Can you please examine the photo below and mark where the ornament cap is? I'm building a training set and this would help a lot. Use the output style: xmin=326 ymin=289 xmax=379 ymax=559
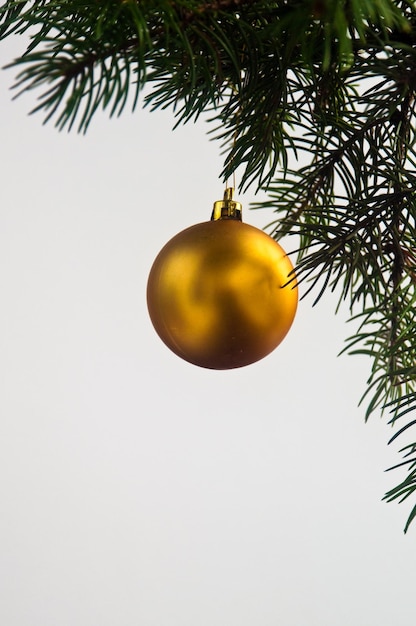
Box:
xmin=211 ymin=187 xmax=242 ymax=221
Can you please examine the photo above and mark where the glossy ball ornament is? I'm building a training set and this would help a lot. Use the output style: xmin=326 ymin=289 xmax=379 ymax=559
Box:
xmin=147 ymin=189 xmax=297 ymax=369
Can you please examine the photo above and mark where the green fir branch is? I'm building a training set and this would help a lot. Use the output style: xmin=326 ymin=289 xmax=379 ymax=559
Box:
xmin=2 ymin=0 xmax=416 ymax=531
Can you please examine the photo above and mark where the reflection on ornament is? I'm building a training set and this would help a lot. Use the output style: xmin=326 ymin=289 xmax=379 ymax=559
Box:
xmin=147 ymin=188 xmax=297 ymax=369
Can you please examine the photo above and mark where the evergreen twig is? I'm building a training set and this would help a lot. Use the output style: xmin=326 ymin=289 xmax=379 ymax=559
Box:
xmin=1 ymin=0 xmax=416 ymax=530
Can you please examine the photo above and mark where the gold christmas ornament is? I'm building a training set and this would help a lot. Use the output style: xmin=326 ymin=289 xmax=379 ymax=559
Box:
xmin=147 ymin=188 xmax=298 ymax=369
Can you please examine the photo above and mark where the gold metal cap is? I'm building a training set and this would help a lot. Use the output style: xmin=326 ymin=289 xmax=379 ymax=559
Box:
xmin=211 ymin=187 xmax=242 ymax=221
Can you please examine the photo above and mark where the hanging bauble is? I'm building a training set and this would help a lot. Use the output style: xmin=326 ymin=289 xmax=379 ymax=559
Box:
xmin=147 ymin=188 xmax=298 ymax=369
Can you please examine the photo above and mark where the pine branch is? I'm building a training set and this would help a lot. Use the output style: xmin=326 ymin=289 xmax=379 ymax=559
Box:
xmin=2 ymin=0 xmax=416 ymax=530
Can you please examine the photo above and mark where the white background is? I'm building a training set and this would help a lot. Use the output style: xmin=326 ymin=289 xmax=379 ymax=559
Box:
xmin=1 ymin=35 xmax=415 ymax=626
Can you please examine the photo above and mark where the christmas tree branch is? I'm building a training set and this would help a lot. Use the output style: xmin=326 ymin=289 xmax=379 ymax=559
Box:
xmin=2 ymin=0 xmax=416 ymax=530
